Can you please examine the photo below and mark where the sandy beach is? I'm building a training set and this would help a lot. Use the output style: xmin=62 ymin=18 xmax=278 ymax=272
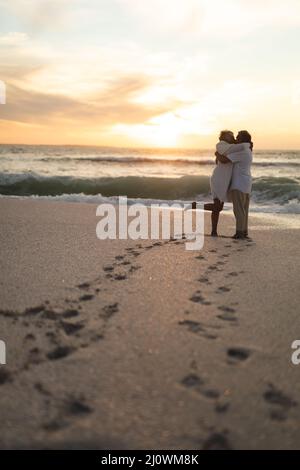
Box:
xmin=0 ymin=197 xmax=300 ymax=450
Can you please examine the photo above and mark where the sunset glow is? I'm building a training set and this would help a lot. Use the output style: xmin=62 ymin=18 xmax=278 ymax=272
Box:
xmin=0 ymin=0 xmax=300 ymax=148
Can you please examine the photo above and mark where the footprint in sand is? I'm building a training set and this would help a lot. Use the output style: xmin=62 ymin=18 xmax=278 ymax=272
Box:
xmin=198 ymin=277 xmax=211 ymax=285
xmin=45 ymin=331 xmax=57 ymax=342
xmin=179 ymin=320 xmax=218 ymax=340
xmin=202 ymin=333 xmax=218 ymax=340
xmin=62 ymin=309 xmax=80 ymax=318
xmin=28 ymin=347 xmax=43 ymax=364
xmin=218 ymin=306 xmax=235 ymax=313
xmin=25 ymin=333 xmax=36 ymax=341
xmin=215 ymin=401 xmax=230 ymax=413
xmin=0 ymin=369 xmax=12 ymax=385
xmin=34 ymin=381 xmax=51 ymax=396
xmin=179 ymin=320 xmax=205 ymax=333
xmin=181 ymin=374 xmax=204 ymax=388
xmin=227 ymin=347 xmax=251 ymax=363
xmin=40 ymin=310 xmax=61 ymax=320
xmin=43 ymin=394 xmax=93 ymax=432
xmin=217 ymin=314 xmax=237 ymax=323
xmin=113 ymin=273 xmax=127 ymax=281
xmin=102 ymin=303 xmax=119 ymax=319
xmin=190 ymin=291 xmax=211 ymax=306
xmin=208 ymin=265 xmax=218 ymax=271
xmin=103 ymin=265 xmax=114 ymax=272
xmin=47 ymin=345 xmax=74 ymax=361
xmin=227 ymin=272 xmax=238 ymax=277
xmin=24 ymin=305 xmax=45 ymax=316
xmin=181 ymin=373 xmax=224 ymax=408
xmin=216 ymin=286 xmax=231 ymax=293
xmin=201 ymin=388 xmax=220 ymax=399
xmin=64 ymin=396 xmax=93 ymax=416
xmin=217 ymin=307 xmax=237 ymax=322
xmin=217 ymin=305 xmax=237 ymax=322
xmin=42 ymin=420 xmax=70 ymax=432
xmin=195 ymin=255 xmax=206 ymax=260
xmin=202 ymin=432 xmax=232 ymax=450
xmin=77 ymin=282 xmax=90 ymax=290
xmin=263 ymin=383 xmax=297 ymax=421
xmin=129 ymin=265 xmax=141 ymax=273
xmin=79 ymin=294 xmax=94 ymax=302
xmin=60 ymin=321 xmax=85 ymax=336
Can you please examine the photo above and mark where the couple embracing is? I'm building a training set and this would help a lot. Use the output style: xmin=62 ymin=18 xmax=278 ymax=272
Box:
xmin=204 ymin=130 xmax=253 ymax=240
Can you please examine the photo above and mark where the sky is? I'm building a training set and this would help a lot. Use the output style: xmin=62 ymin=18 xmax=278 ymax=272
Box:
xmin=0 ymin=0 xmax=300 ymax=149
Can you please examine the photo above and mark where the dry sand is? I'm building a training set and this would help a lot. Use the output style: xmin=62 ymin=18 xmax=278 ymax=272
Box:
xmin=0 ymin=198 xmax=300 ymax=449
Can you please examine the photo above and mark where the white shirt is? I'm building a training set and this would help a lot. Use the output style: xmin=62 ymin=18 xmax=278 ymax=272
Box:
xmin=210 ymin=141 xmax=234 ymax=202
xmin=224 ymin=143 xmax=252 ymax=194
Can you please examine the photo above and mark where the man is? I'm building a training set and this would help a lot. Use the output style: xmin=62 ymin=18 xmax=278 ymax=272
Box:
xmin=215 ymin=130 xmax=253 ymax=239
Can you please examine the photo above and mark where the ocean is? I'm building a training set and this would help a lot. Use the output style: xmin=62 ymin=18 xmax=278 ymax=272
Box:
xmin=0 ymin=144 xmax=300 ymax=215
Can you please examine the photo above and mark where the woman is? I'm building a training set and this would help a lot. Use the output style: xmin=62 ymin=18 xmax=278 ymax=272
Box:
xmin=203 ymin=130 xmax=235 ymax=236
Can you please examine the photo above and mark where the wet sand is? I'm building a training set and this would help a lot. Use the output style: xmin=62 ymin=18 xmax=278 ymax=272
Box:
xmin=0 ymin=198 xmax=300 ymax=449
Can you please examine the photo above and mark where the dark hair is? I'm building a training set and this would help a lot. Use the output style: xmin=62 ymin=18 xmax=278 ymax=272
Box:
xmin=219 ymin=130 xmax=234 ymax=141
xmin=237 ymin=130 xmax=253 ymax=150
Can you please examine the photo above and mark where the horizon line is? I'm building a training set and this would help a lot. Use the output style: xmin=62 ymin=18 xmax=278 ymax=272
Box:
xmin=0 ymin=142 xmax=299 ymax=152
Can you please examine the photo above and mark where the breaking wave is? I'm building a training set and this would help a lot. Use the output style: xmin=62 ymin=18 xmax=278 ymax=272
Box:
xmin=0 ymin=172 xmax=299 ymax=209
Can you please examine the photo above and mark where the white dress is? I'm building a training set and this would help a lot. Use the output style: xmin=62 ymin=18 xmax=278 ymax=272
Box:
xmin=210 ymin=141 xmax=234 ymax=202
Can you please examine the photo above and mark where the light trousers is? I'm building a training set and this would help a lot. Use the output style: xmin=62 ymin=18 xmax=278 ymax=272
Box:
xmin=231 ymin=189 xmax=250 ymax=233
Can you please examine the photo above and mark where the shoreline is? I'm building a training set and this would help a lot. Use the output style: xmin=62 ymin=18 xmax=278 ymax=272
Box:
xmin=1 ymin=194 xmax=299 ymax=224
xmin=0 ymin=198 xmax=300 ymax=449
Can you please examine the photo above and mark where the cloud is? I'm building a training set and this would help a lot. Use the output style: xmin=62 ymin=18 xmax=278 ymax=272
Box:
xmin=0 ymin=28 xmax=185 ymax=131
xmin=0 ymin=32 xmax=29 ymax=46
xmin=1 ymin=75 xmax=179 ymax=127
xmin=0 ymin=0 xmax=70 ymax=32
xmin=0 ymin=0 xmax=298 ymax=146
xmin=118 ymin=0 xmax=300 ymax=38
xmin=6 ymin=0 xmax=300 ymax=41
